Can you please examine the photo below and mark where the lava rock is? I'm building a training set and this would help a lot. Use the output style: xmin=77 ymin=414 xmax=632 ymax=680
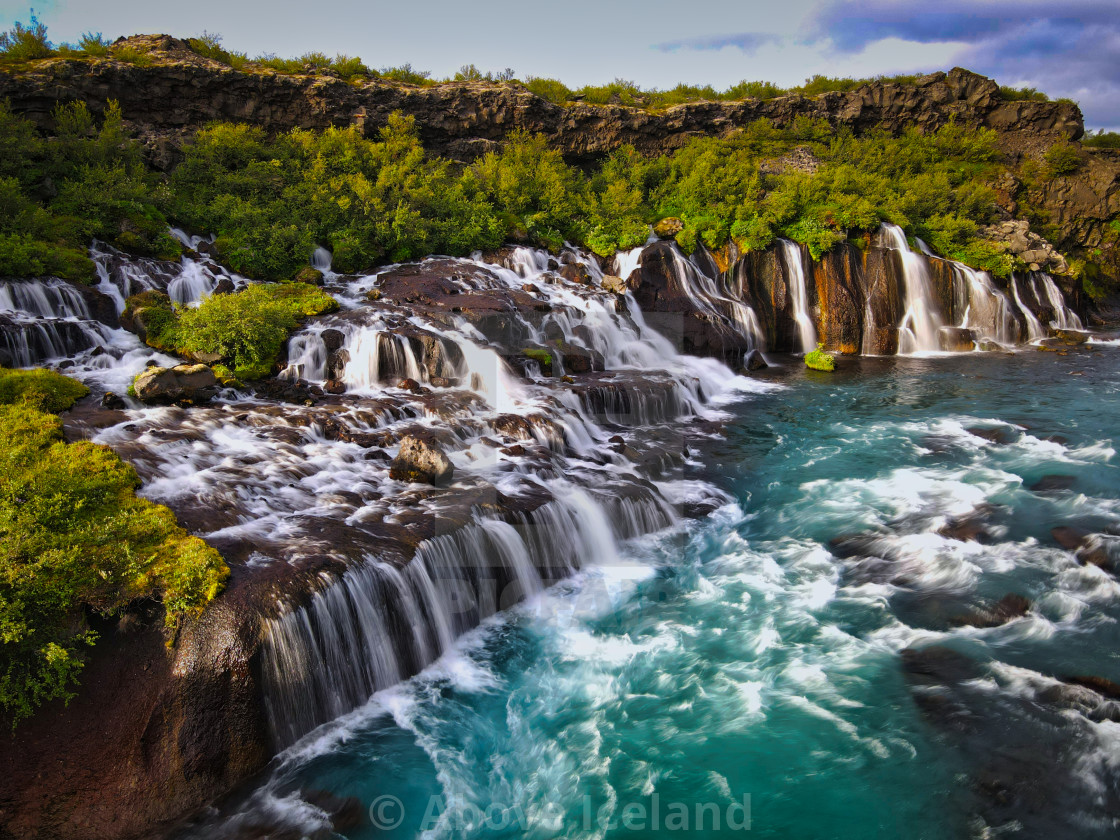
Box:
xmin=743 ymin=349 xmax=769 ymax=371
xmin=938 ymin=326 xmax=976 ymax=352
xmin=132 ymin=364 xmax=218 ymax=404
xmin=952 ymin=593 xmax=1032 ymax=628
xmin=389 ymin=434 xmax=454 ymax=486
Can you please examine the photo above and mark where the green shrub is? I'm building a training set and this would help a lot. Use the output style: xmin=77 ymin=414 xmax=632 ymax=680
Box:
xmin=524 ymin=77 xmax=572 ymax=104
xmin=804 ymin=344 xmax=835 ymax=371
xmin=1083 ymin=130 xmax=1120 ymax=149
xmin=0 ymin=368 xmax=88 ymax=412
xmin=186 ymin=32 xmax=248 ymax=70
xmin=0 ymin=16 xmax=54 ymax=62
xmin=379 ymin=63 xmax=433 ymax=85
xmin=0 ymin=378 xmax=228 ymax=727
xmin=1044 ymin=141 xmax=1082 ymax=176
xmin=109 ymin=44 xmax=152 ymax=66
xmin=998 ymin=85 xmax=1049 ymax=102
xmin=172 ymin=283 xmax=338 ymax=379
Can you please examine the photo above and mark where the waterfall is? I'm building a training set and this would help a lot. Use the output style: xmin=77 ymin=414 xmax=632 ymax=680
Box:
xmin=1032 ymin=273 xmax=1082 ymax=331
xmin=660 ymin=246 xmax=766 ymax=350
xmin=777 ymin=240 xmax=817 ymax=353
xmin=1011 ymin=275 xmax=1045 ymax=341
xmin=882 ymin=224 xmax=943 ymax=353
xmin=260 ymin=488 xmax=673 ymax=747
xmin=0 ymin=279 xmax=114 ymax=366
xmin=954 ymin=265 xmax=1019 ymax=346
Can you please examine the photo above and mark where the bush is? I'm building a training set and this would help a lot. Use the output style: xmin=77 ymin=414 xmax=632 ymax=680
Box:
xmin=170 ymin=283 xmax=338 ymax=379
xmin=0 ymin=16 xmax=53 ymax=62
xmin=1044 ymin=141 xmax=1082 ymax=176
xmin=0 ymin=376 xmax=228 ymax=727
xmin=524 ymin=77 xmax=572 ymax=104
xmin=186 ymin=32 xmax=248 ymax=70
xmin=804 ymin=344 xmax=835 ymax=371
xmin=379 ymin=63 xmax=433 ymax=85
xmin=998 ymin=85 xmax=1049 ymax=102
xmin=1083 ymin=130 xmax=1120 ymax=149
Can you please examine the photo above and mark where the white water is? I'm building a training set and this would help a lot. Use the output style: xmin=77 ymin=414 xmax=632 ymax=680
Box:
xmin=1011 ymin=275 xmax=1046 ymax=341
xmin=778 ymin=239 xmax=817 ymax=353
xmin=883 ymin=224 xmax=943 ymax=354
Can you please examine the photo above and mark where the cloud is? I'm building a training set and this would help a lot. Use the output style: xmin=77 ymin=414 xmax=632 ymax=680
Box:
xmin=655 ymin=32 xmax=782 ymax=54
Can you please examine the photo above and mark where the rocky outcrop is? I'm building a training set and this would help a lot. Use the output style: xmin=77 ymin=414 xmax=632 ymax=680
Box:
xmin=0 ymin=40 xmax=1083 ymax=168
xmin=981 ymin=219 xmax=1070 ymax=273
xmin=132 ymin=363 xmax=218 ymax=403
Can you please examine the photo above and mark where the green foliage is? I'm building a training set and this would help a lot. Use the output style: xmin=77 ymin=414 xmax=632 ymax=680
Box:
xmin=0 ymin=14 xmax=53 ymax=62
xmin=0 ymin=99 xmax=176 ymax=279
xmin=378 ymin=63 xmax=433 ymax=85
xmin=473 ymin=129 xmax=589 ymax=249
xmin=109 ymin=44 xmax=152 ymax=67
xmin=1083 ymin=130 xmax=1120 ymax=149
xmin=186 ymin=31 xmax=248 ymax=70
xmin=1044 ymin=141 xmax=1083 ymax=176
xmin=521 ymin=347 xmax=552 ymax=367
xmin=0 ymin=368 xmax=88 ymax=412
xmin=169 ymin=115 xmax=503 ymax=277
xmin=998 ymin=85 xmax=1049 ymax=102
xmin=139 ymin=283 xmax=338 ymax=379
xmin=804 ymin=344 xmax=835 ymax=371
xmin=523 ymin=77 xmax=572 ymax=104
xmin=0 ymin=375 xmax=228 ymax=727
xmin=724 ymin=80 xmax=785 ymax=100
xmin=454 ymin=64 xmax=515 ymax=83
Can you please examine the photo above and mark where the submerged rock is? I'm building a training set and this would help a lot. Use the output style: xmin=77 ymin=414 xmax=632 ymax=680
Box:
xmin=389 ymin=434 xmax=455 ymax=486
xmin=132 ymin=364 xmax=217 ymax=404
xmin=952 ymin=593 xmax=1032 ymax=628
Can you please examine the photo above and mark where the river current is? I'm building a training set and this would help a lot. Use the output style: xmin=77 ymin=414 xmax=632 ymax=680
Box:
xmin=182 ymin=345 xmax=1120 ymax=840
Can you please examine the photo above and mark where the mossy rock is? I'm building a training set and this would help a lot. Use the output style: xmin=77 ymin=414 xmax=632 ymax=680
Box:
xmin=653 ymin=217 xmax=684 ymax=239
xmin=294 ymin=266 xmax=324 ymax=285
xmin=805 ymin=345 xmax=836 ymax=371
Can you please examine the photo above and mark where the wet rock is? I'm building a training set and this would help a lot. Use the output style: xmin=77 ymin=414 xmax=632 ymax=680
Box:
xmin=977 ymin=338 xmax=1005 ymax=352
xmin=323 ymin=379 xmax=346 ymax=395
xmin=325 ymin=348 xmax=350 ymax=380
xmin=1029 ymin=474 xmax=1076 ymax=493
xmin=320 ymin=328 xmax=345 ymax=353
xmin=132 ymin=364 xmax=218 ymax=404
xmin=966 ymin=425 xmax=1018 ymax=445
xmin=389 ymin=434 xmax=454 ymax=486
xmin=1051 ymin=328 xmax=1088 ymax=345
xmin=398 ymin=378 xmax=425 ymax=394
xmin=600 ymin=274 xmax=628 ymax=294
xmin=294 ymin=266 xmax=324 ymax=285
xmin=952 ymin=593 xmax=1032 ymax=628
xmin=938 ymin=326 xmax=976 ymax=352
xmin=100 ymin=391 xmax=127 ymax=409
xmin=937 ymin=506 xmax=994 ymax=542
xmin=559 ymin=263 xmax=592 ymax=285
xmin=743 ymin=349 xmax=768 ymax=371
xmin=1063 ymin=675 xmax=1120 ymax=700
xmin=1051 ymin=525 xmax=1089 ymax=550
xmin=212 ymin=277 xmax=235 ymax=296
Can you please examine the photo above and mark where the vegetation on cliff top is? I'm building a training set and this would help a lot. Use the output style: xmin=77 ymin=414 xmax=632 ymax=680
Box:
xmin=0 ymin=368 xmax=229 ymax=727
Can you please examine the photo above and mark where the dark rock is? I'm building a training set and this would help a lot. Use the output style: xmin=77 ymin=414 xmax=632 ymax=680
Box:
xmin=1030 ymin=474 xmax=1077 ymax=493
xmin=952 ymin=593 xmax=1032 ymax=628
xmin=966 ymin=425 xmax=1018 ymax=445
xmin=743 ymin=349 xmax=768 ymax=371
xmin=1051 ymin=329 xmax=1088 ymax=345
xmin=1063 ymin=675 xmax=1120 ymax=700
xmin=938 ymin=326 xmax=976 ymax=352
xmin=320 ymin=328 xmax=346 ymax=353
xmin=101 ymin=391 xmax=126 ymax=409
xmin=398 ymin=378 xmax=424 ymax=394
xmin=389 ymin=434 xmax=454 ymax=486
xmin=323 ymin=379 xmax=346 ymax=395
xmin=1051 ymin=525 xmax=1089 ymax=550
xmin=212 ymin=277 xmax=235 ymax=296
xmin=132 ymin=364 xmax=218 ymax=404
xmin=559 ymin=263 xmax=592 ymax=285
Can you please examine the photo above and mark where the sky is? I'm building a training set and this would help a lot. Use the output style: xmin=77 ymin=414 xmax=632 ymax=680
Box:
xmin=2 ymin=0 xmax=1117 ymax=131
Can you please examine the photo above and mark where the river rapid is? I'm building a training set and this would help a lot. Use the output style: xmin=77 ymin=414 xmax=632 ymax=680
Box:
xmin=179 ymin=345 xmax=1120 ymax=840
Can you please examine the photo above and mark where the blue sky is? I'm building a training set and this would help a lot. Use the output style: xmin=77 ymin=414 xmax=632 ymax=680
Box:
xmin=4 ymin=0 xmax=1117 ymax=131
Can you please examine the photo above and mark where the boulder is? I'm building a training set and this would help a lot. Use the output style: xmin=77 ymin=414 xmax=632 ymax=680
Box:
xmin=600 ymin=274 xmax=628 ymax=295
xmin=132 ymin=364 xmax=218 ymax=404
xmin=952 ymin=593 xmax=1032 ymax=628
xmin=653 ymin=217 xmax=684 ymax=239
xmin=743 ymin=349 xmax=768 ymax=371
xmin=939 ymin=327 xmax=976 ymax=352
xmin=294 ymin=266 xmax=324 ymax=285
xmin=320 ymin=328 xmax=346 ymax=352
xmin=389 ymin=434 xmax=455 ymax=486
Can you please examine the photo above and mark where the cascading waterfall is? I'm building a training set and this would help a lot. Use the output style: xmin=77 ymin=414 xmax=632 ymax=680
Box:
xmin=260 ymin=487 xmax=673 ymax=747
xmin=1032 ymin=272 xmax=1083 ymax=331
xmin=954 ymin=264 xmax=1020 ymax=346
xmin=662 ymin=246 xmax=766 ymax=349
xmin=778 ymin=239 xmax=817 ymax=353
xmin=0 ymin=278 xmax=114 ymax=366
xmin=882 ymin=224 xmax=943 ymax=353
xmin=1011 ymin=274 xmax=1046 ymax=341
